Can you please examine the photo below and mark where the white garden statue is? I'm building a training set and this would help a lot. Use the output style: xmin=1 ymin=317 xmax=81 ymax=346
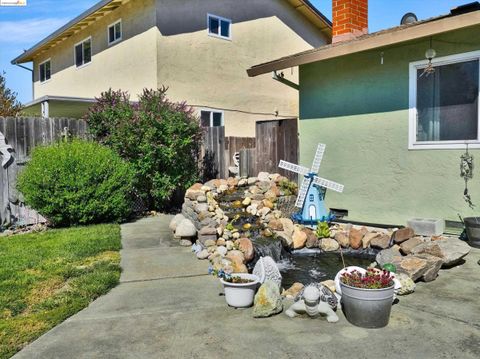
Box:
xmin=285 ymin=284 xmax=339 ymax=323
xmin=0 ymin=130 xmax=13 ymax=168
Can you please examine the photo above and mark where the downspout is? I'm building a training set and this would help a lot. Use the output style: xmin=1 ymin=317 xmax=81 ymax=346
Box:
xmin=13 ymin=62 xmax=34 ymax=100
xmin=272 ymin=70 xmax=299 ymax=90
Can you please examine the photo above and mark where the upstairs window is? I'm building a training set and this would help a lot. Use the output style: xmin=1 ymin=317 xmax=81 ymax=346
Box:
xmin=75 ymin=37 xmax=92 ymax=68
xmin=409 ymin=51 xmax=480 ymax=149
xmin=108 ymin=20 xmax=122 ymax=45
xmin=201 ymin=110 xmax=224 ymax=127
xmin=208 ymin=14 xmax=231 ymax=40
xmin=39 ymin=59 xmax=51 ymax=83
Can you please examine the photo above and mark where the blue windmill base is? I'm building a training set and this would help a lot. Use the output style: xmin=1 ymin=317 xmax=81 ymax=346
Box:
xmin=292 ymin=202 xmax=336 ymax=226
xmin=292 ymin=183 xmax=335 ymax=226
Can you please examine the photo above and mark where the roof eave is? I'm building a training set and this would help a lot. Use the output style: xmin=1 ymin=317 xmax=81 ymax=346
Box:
xmin=247 ymin=10 xmax=480 ymax=77
xmin=11 ymin=0 xmax=122 ymax=65
xmin=287 ymin=0 xmax=332 ymax=38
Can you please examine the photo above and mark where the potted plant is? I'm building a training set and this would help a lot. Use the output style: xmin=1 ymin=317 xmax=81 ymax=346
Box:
xmin=340 ymin=268 xmax=395 ymax=328
xmin=209 ymin=268 xmax=260 ymax=308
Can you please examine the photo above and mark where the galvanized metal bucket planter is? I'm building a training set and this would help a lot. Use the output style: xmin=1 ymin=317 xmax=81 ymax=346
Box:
xmin=340 ymin=282 xmax=395 ymax=328
xmin=463 ymin=217 xmax=480 ymax=249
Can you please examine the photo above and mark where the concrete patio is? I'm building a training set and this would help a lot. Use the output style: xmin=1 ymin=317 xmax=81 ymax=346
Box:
xmin=14 ymin=215 xmax=480 ymax=359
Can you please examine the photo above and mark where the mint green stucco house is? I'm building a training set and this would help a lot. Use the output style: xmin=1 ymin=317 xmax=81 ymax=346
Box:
xmin=248 ymin=3 xmax=480 ymax=226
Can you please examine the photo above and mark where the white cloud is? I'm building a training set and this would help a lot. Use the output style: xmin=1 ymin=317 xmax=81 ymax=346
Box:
xmin=0 ymin=17 xmax=69 ymax=45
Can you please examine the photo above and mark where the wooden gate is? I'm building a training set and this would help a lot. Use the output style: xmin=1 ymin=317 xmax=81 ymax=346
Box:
xmin=0 ymin=117 xmax=88 ymax=227
xmin=254 ymin=119 xmax=298 ymax=180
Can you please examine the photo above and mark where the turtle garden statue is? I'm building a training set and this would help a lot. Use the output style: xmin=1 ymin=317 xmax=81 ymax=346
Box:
xmin=285 ymin=283 xmax=339 ymax=323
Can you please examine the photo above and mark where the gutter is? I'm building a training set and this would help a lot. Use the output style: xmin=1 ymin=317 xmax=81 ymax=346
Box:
xmin=272 ymin=71 xmax=299 ymax=90
xmin=11 ymin=0 xmax=116 ymax=65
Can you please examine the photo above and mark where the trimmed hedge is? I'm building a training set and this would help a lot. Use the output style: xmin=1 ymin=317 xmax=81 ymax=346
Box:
xmin=17 ymin=139 xmax=135 ymax=226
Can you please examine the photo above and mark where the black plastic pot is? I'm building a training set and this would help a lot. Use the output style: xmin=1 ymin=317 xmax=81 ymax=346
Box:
xmin=463 ymin=217 xmax=480 ymax=249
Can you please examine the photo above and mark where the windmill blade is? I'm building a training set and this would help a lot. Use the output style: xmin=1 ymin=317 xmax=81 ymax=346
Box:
xmin=312 ymin=176 xmax=344 ymax=193
xmin=295 ymin=177 xmax=311 ymax=208
xmin=279 ymin=160 xmax=310 ymax=176
xmin=311 ymin=144 xmax=326 ymax=174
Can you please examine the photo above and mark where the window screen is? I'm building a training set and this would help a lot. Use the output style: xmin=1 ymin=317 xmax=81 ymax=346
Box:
xmin=416 ymin=60 xmax=479 ymax=142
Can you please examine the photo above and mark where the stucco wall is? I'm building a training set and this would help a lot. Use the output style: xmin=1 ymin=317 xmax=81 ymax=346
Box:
xmin=33 ymin=0 xmax=158 ymax=100
xmin=31 ymin=0 xmax=328 ymax=137
xmin=299 ymin=26 xmax=480 ymax=225
xmin=155 ymin=0 xmax=328 ymax=137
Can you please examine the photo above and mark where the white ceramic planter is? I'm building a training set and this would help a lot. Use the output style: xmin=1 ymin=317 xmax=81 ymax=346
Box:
xmin=220 ymin=273 xmax=260 ymax=308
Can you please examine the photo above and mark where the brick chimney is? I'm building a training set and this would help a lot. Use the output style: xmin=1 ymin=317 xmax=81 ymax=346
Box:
xmin=332 ymin=0 xmax=368 ymax=43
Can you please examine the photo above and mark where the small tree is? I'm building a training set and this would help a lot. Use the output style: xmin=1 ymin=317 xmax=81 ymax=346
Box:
xmin=86 ymin=88 xmax=203 ymax=210
xmin=0 ymin=71 xmax=23 ymax=117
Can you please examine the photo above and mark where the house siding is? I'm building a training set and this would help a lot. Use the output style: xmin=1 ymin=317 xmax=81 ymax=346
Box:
xmin=30 ymin=0 xmax=329 ymax=137
xmin=299 ymin=25 xmax=480 ymax=225
xmin=154 ymin=0 xmax=328 ymax=137
xmin=33 ymin=0 xmax=158 ymax=101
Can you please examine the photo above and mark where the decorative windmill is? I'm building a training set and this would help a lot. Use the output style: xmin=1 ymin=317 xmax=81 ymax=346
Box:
xmin=279 ymin=144 xmax=344 ymax=225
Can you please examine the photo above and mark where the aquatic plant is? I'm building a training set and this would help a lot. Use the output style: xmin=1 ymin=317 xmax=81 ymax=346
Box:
xmin=315 ymin=221 xmax=331 ymax=239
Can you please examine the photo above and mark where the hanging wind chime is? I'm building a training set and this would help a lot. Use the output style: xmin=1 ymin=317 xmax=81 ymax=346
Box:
xmin=420 ymin=37 xmax=437 ymax=78
xmin=460 ymin=145 xmax=475 ymax=209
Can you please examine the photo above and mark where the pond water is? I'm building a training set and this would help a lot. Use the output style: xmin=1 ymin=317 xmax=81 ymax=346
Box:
xmin=278 ymin=250 xmax=375 ymax=289
xmin=217 ymin=188 xmax=376 ymax=289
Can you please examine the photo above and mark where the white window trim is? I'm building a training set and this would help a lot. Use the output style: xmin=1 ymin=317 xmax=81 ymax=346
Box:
xmin=409 ymin=50 xmax=480 ymax=150
xmin=74 ymin=36 xmax=92 ymax=69
xmin=200 ymin=108 xmax=225 ymax=127
xmin=39 ymin=58 xmax=51 ymax=84
xmin=207 ymin=13 xmax=232 ymax=41
xmin=107 ymin=19 xmax=122 ymax=46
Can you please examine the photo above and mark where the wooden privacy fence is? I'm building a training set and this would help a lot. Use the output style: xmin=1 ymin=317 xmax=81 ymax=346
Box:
xmin=202 ymin=118 xmax=298 ymax=181
xmin=0 ymin=117 xmax=88 ymax=227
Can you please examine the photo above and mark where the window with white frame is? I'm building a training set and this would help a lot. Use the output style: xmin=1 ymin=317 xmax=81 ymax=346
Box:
xmin=201 ymin=110 xmax=224 ymax=127
xmin=409 ymin=51 xmax=480 ymax=149
xmin=108 ymin=20 xmax=122 ymax=45
xmin=75 ymin=37 xmax=92 ymax=68
xmin=207 ymin=14 xmax=231 ymax=40
xmin=39 ymin=59 xmax=51 ymax=83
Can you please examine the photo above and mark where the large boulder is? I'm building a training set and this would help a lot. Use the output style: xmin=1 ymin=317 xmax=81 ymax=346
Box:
xmin=253 ymin=280 xmax=283 ymax=318
xmin=395 ymin=256 xmax=429 ymax=281
xmin=349 ymin=228 xmax=365 ymax=249
xmin=279 ymin=218 xmax=295 ymax=238
xmin=396 ymin=273 xmax=416 ymax=295
xmin=169 ymin=214 xmax=185 ymax=232
xmin=175 ymin=218 xmax=197 ymax=238
xmin=393 ymin=227 xmax=415 ymax=244
xmin=282 ymin=282 xmax=304 ymax=299
xmin=237 ymin=238 xmax=255 ymax=262
xmin=400 ymin=236 xmax=424 ymax=255
xmin=415 ymin=254 xmax=443 ymax=282
xmin=185 ymin=183 xmax=204 ymax=201
xmin=411 ymin=238 xmax=470 ymax=267
xmin=335 ymin=232 xmax=350 ymax=248
xmin=320 ymin=237 xmax=339 ymax=252
xmin=371 ymin=234 xmax=391 ymax=249
xmin=305 ymin=230 xmax=319 ymax=248
xmin=292 ymin=227 xmax=307 ymax=249
xmin=376 ymin=245 xmax=402 ymax=268
xmin=362 ymin=232 xmax=380 ymax=248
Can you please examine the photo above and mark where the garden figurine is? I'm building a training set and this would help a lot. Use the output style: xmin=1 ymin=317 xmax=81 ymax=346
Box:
xmin=285 ymin=283 xmax=339 ymax=323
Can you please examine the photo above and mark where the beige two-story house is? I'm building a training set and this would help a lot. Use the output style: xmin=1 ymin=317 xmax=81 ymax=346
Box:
xmin=12 ymin=0 xmax=331 ymax=137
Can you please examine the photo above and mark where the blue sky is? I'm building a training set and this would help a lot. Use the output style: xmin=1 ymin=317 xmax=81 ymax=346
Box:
xmin=0 ymin=0 xmax=472 ymax=103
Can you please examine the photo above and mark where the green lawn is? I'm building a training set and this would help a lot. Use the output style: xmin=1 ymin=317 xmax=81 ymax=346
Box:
xmin=0 ymin=224 xmax=122 ymax=358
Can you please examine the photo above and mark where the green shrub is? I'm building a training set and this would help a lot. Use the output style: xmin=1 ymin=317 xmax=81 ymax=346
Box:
xmin=17 ymin=139 xmax=135 ymax=226
xmin=86 ymin=88 xmax=202 ymax=210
